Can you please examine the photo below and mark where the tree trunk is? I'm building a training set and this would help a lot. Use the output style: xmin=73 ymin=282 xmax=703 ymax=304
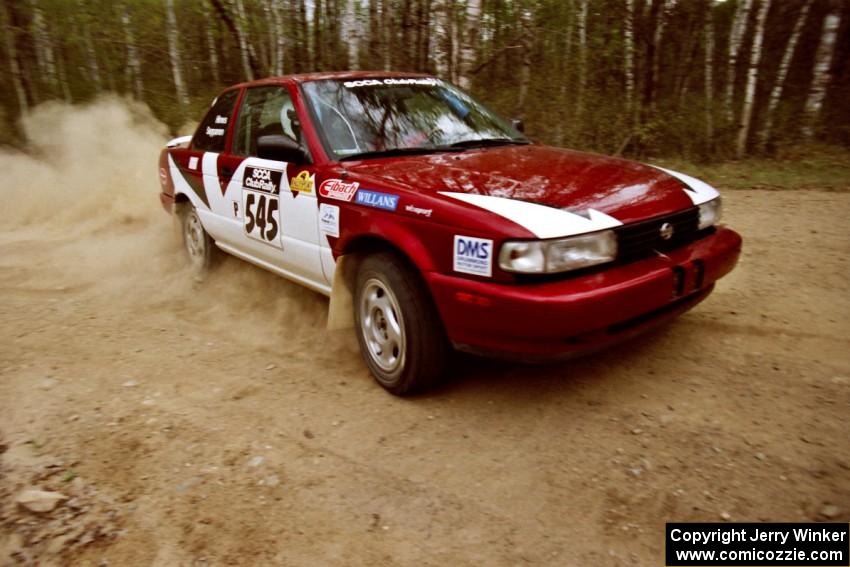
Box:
xmin=76 ymin=0 xmax=102 ymax=94
xmin=704 ymin=0 xmax=715 ymax=150
xmin=624 ymin=0 xmax=635 ymax=113
xmin=234 ymin=0 xmax=260 ymax=77
xmin=641 ymin=0 xmax=663 ymax=118
xmin=457 ymin=0 xmax=481 ymax=89
xmin=314 ymin=0 xmax=324 ymax=69
xmin=555 ymin=0 xmax=573 ymax=146
xmin=575 ymin=0 xmax=588 ymax=124
xmin=296 ymin=0 xmax=308 ymax=72
xmin=165 ymin=0 xmax=189 ymax=106
xmin=342 ymin=0 xmax=359 ymax=69
xmin=725 ymin=0 xmax=753 ymax=123
xmin=30 ymin=0 xmax=58 ymax=94
xmin=121 ymin=8 xmax=144 ymax=99
xmin=735 ymin=0 xmax=770 ymax=158
xmin=759 ymin=0 xmax=811 ymax=149
xmin=650 ymin=0 xmax=670 ymax=103
xmin=381 ymin=0 xmax=392 ymax=69
xmin=202 ymin=2 xmax=221 ymax=84
xmin=368 ymin=0 xmax=380 ymax=68
xmin=1 ymin=0 xmax=29 ymax=113
xmin=803 ymin=9 xmax=842 ymax=139
xmin=516 ymin=9 xmax=532 ymax=118
xmin=209 ymin=0 xmax=258 ymax=80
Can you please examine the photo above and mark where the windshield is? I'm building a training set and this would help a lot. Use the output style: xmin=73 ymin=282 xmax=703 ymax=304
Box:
xmin=301 ymin=77 xmax=527 ymax=160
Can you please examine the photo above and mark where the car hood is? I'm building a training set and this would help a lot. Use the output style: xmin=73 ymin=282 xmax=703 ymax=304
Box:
xmin=345 ymin=144 xmax=704 ymax=225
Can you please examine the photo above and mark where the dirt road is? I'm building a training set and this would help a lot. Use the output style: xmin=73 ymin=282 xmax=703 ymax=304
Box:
xmin=1 ymin=102 xmax=849 ymax=566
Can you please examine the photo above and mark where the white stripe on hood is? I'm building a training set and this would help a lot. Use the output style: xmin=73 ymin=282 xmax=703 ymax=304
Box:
xmin=438 ymin=192 xmax=622 ymax=239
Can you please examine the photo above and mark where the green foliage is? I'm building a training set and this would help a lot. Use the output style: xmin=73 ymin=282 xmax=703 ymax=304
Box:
xmin=1 ymin=0 xmax=848 ymax=160
xmin=656 ymin=144 xmax=850 ymax=190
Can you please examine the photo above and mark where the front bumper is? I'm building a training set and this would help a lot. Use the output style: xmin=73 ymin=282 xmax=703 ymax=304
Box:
xmin=425 ymin=227 xmax=742 ymax=359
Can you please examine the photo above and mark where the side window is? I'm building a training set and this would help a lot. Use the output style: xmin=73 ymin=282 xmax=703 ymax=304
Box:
xmin=192 ymin=89 xmax=240 ymax=152
xmin=232 ymin=86 xmax=302 ymax=157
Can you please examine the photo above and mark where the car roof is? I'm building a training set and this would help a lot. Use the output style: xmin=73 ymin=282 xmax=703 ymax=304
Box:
xmin=227 ymin=70 xmax=436 ymax=90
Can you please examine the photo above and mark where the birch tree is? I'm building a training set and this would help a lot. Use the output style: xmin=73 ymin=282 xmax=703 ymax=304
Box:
xmin=270 ymin=0 xmax=284 ymax=74
xmin=202 ymin=2 xmax=221 ymax=85
xmin=121 ymin=8 xmax=144 ymax=99
xmin=1 ymin=0 xmax=28 ymax=113
xmin=30 ymin=0 xmax=58 ymax=94
xmin=165 ymin=0 xmax=189 ymax=106
xmin=209 ymin=0 xmax=256 ymax=80
xmin=77 ymin=1 xmax=103 ymax=93
xmin=575 ymin=0 xmax=588 ymax=123
xmin=234 ymin=0 xmax=260 ymax=77
xmin=704 ymin=0 xmax=715 ymax=148
xmin=624 ymin=0 xmax=635 ymax=113
xmin=803 ymin=9 xmax=842 ymax=139
xmin=736 ymin=0 xmax=770 ymax=158
xmin=759 ymin=0 xmax=811 ymax=149
xmin=342 ymin=0 xmax=359 ymax=70
xmin=458 ymin=0 xmax=481 ymax=89
xmin=725 ymin=0 xmax=753 ymax=122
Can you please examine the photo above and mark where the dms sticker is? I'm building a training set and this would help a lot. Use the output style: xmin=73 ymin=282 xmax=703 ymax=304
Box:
xmin=355 ymin=189 xmax=399 ymax=211
xmin=453 ymin=235 xmax=493 ymax=277
xmin=244 ymin=166 xmax=282 ymax=194
xmin=319 ymin=179 xmax=359 ymax=202
xmin=289 ymin=170 xmax=314 ymax=195
xmin=319 ymin=203 xmax=340 ymax=238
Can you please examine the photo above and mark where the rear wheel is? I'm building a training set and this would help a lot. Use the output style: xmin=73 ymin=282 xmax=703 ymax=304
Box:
xmin=354 ymin=253 xmax=449 ymax=395
xmin=177 ymin=203 xmax=215 ymax=278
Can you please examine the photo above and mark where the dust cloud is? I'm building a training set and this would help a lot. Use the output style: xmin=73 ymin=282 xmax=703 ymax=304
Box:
xmin=0 ymin=98 xmax=338 ymax=353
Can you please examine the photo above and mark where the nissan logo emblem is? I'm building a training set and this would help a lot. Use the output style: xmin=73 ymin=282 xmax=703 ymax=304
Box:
xmin=659 ymin=222 xmax=674 ymax=240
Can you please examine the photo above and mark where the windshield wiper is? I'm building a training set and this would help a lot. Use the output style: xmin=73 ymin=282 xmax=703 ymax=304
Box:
xmin=339 ymin=146 xmax=464 ymax=161
xmin=448 ymin=138 xmax=531 ymax=149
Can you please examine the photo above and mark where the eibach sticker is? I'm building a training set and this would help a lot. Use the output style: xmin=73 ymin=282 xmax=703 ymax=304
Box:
xmin=319 ymin=179 xmax=359 ymax=202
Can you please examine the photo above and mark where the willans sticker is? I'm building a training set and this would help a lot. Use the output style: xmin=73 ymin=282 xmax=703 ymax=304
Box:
xmin=319 ymin=204 xmax=340 ymax=238
xmin=355 ymin=189 xmax=399 ymax=211
xmin=453 ymin=235 xmax=493 ymax=277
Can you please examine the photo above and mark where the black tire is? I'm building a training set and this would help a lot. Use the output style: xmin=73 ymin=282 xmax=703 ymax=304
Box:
xmin=177 ymin=203 xmax=216 ymax=279
xmin=354 ymin=252 xmax=449 ymax=395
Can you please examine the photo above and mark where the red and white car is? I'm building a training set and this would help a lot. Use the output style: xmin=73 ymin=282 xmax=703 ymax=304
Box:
xmin=158 ymin=72 xmax=742 ymax=395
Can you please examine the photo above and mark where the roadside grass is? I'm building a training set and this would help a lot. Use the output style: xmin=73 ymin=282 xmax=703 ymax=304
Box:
xmin=654 ymin=144 xmax=850 ymax=191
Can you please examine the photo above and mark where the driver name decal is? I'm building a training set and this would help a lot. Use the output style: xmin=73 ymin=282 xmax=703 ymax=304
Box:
xmin=453 ymin=235 xmax=493 ymax=277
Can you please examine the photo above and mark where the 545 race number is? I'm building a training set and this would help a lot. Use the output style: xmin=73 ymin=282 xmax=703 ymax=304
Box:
xmin=243 ymin=191 xmax=279 ymax=243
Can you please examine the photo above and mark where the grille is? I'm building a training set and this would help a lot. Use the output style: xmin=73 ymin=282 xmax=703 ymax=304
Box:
xmin=615 ymin=207 xmax=702 ymax=262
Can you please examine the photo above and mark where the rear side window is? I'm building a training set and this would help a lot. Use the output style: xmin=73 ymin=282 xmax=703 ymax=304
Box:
xmin=192 ymin=89 xmax=240 ymax=152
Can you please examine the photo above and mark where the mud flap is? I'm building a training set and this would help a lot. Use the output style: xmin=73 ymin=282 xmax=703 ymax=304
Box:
xmin=327 ymin=255 xmax=356 ymax=331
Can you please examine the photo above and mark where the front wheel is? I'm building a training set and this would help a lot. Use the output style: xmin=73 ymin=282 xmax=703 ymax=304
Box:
xmin=354 ymin=253 xmax=449 ymax=395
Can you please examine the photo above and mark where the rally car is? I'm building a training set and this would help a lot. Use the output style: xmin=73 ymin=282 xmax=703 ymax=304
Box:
xmin=158 ymin=71 xmax=742 ymax=395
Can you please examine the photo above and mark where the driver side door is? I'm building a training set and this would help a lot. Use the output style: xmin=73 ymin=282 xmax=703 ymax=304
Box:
xmin=219 ymin=85 xmax=328 ymax=290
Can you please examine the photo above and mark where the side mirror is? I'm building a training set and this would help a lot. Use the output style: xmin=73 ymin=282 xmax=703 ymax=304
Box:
xmin=511 ymin=119 xmax=525 ymax=133
xmin=257 ymin=135 xmax=309 ymax=163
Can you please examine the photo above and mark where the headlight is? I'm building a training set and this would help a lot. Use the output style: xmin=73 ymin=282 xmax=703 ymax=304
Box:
xmin=499 ymin=230 xmax=617 ymax=274
xmin=698 ymin=198 xmax=722 ymax=230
